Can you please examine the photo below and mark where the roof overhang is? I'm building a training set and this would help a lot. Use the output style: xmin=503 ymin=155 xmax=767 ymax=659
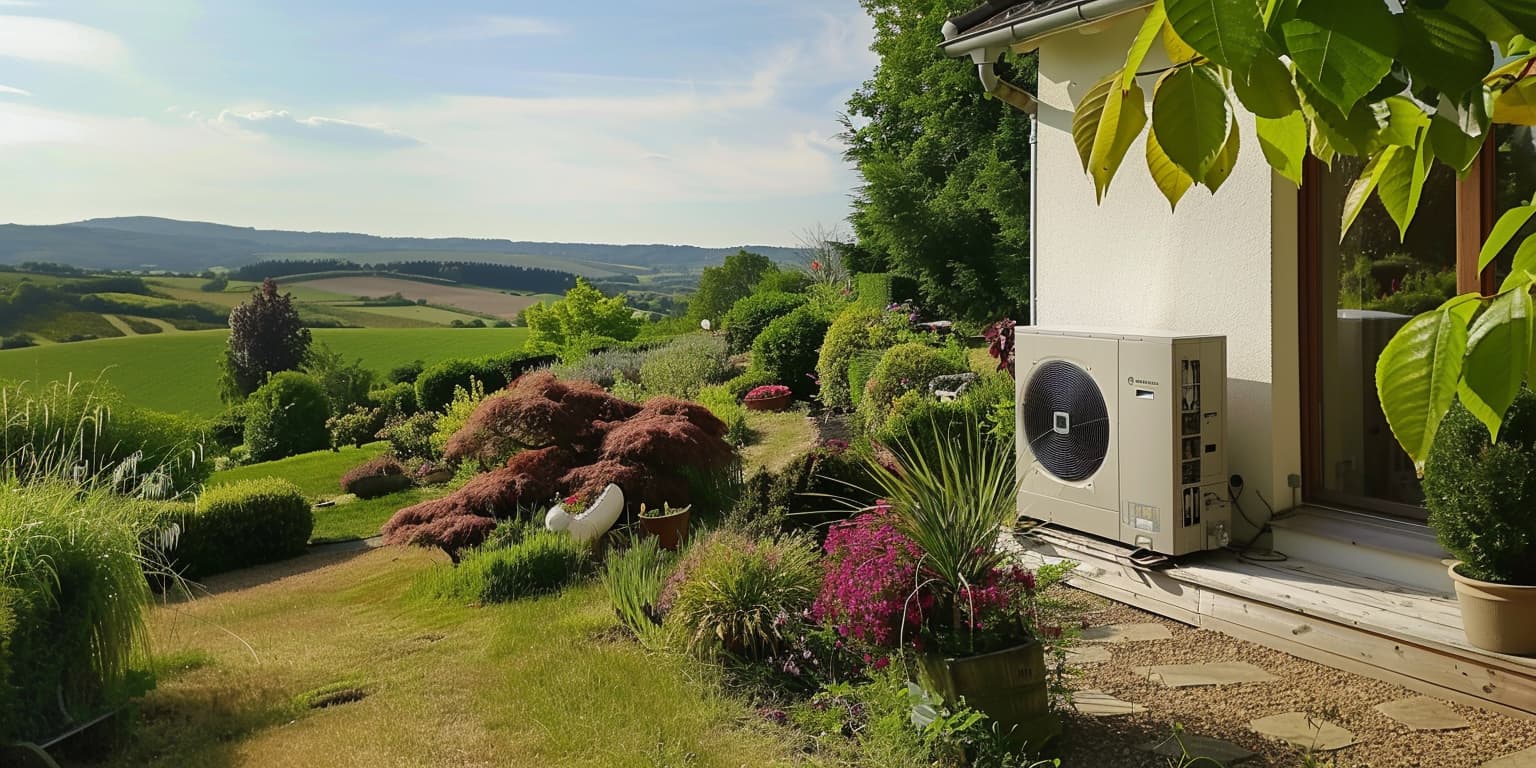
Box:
xmin=941 ymin=0 xmax=1153 ymax=62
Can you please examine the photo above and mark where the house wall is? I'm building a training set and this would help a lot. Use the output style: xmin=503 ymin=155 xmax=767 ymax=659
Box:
xmin=1031 ymin=10 xmax=1302 ymax=538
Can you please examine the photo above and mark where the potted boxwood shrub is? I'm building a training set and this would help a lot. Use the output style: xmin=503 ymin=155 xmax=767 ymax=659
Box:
xmin=743 ymin=384 xmax=792 ymax=412
xmin=637 ymin=502 xmax=690 ymax=551
xmin=1424 ymin=390 xmax=1536 ymax=654
xmin=864 ymin=418 xmax=1061 ymax=747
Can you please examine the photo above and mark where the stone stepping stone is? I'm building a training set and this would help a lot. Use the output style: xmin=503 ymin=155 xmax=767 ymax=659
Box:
xmin=1067 ymin=645 xmax=1111 ymax=665
xmin=1080 ymin=623 xmax=1172 ymax=643
xmin=1139 ymin=733 xmax=1257 ymax=765
xmin=1483 ymin=746 xmax=1536 ymax=768
xmin=1133 ymin=661 xmax=1275 ymax=688
xmin=1374 ymin=696 xmax=1469 ymax=731
xmin=1072 ymin=689 xmax=1147 ymax=717
xmin=1249 ymin=712 xmax=1355 ymax=752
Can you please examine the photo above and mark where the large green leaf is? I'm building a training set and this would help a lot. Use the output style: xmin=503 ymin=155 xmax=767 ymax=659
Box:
xmin=1399 ymin=6 xmax=1496 ymax=98
xmin=1480 ymin=204 xmax=1536 ymax=270
xmin=1374 ymin=97 xmax=1430 ymax=147
xmin=1460 ymin=288 xmax=1535 ymax=441
xmin=1125 ymin=2 xmax=1169 ymax=90
xmin=1088 ymin=76 xmax=1149 ymax=202
xmin=1341 ymin=146 xmax=1392 ymax=238
xmin=1165 ymin=0 xmax=1268 ymax=76
xmin=1234 ymin=52 xmax=1302 ymax=118
xmin=1163 ymin=18 xmax=1199 ymax=63
xmin=1375 ymin=132 xmax=1434 ymax=239
xmin=1256 ymin=109 xmax=1307 ymax=185
xmin=1151 ymin=65 xmax=1232 ymax=180
xmin=1297 ymin=75 xmax=1381 ymax=156
xmin=1487 ymin=0 xmax=1536 ymax=33
xmin=1494 ymin=77 xmax=1536 ymax=125
xmin=1507 ymin=234 xmax=1536 ymax=282
xmin=1428 ymin=105 xmax=1489 ymax=175
xmin=1448 ymin=0 xmax=1523 ymax=50
xmin=1283 ymin=0 xmax=1399 ymax=110
xmin=1147 ymin=124 xmax=1195 ymax=209
xmin=1202 ymin=117 xmax=1242 ymax=192
xmin=1375 ymin=298 xmax=1474 ymax=470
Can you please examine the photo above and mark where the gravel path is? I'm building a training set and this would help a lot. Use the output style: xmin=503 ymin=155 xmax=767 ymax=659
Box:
xmin=1052 ymin=591 xmax=1536 ymax=767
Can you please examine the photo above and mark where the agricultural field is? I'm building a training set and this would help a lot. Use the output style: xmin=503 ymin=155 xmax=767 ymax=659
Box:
xmin=291 ymin=276 xmax=541 ymax=320
xmin=0 ymin=327 xmax=529 ymax=415
xmin=257 ymin=249 xmax=650 ymax=279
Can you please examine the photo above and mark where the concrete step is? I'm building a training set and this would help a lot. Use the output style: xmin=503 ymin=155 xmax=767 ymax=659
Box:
xmin=1267 ymin=507 xmax=1452 ymax=596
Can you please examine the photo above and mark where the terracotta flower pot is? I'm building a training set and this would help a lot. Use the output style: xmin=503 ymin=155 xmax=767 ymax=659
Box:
xmin=638 ymin=507 xmax=691 ymax=551
xmin=1449 ymin=562 xmax=1536 ymax=655
xmin=919 ymin=638 xmax=1060 ymax=748
xmin=744 ymin=393 xmax=792 ymax=411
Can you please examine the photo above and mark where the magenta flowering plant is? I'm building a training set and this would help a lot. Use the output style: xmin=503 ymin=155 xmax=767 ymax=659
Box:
xmin=744 ymin=384 xmax=792 ymax=401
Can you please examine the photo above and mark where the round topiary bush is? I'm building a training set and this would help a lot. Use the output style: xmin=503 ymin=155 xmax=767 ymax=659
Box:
xmin=723 ymin=291 xmax=807 ymax=354
xmin=177 ymin=478 xmax=313 ymax=578
xmin=817 ymin=306 xmax=908 ymax=410
xmin=860 ymin=342 xmax=968 ymax=436
xmin=751 ymin=306 xmax=832 ymax=399
xmin=1424 ymin=390 xmax=1536 ymax=584
xmin=243 ymin=372 xmax=331 ymax=462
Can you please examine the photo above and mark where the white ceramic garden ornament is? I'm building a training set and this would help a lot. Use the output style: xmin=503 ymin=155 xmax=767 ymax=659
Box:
xmin=544 ymin=483 xmax=624 ymax=542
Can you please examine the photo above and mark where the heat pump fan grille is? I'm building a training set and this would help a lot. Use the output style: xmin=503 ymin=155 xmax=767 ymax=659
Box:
xmin=1023 ymin=360 xmax=1110 ymax=482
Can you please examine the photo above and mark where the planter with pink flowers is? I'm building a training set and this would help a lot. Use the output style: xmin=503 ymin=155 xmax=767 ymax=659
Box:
xmin=743 ymin=384 xmax=792 ymax=412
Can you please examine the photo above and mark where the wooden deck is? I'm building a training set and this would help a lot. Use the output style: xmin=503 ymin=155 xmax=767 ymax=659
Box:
xmin=1006 ymin=526 xmax=1536 ymax=719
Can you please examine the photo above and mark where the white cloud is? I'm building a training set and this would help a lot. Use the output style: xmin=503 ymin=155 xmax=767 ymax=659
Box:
xmin=414 ymin=15 xmax=561 ymax=43
xmin=0 ymin=102 xmax=89 ymax=145
xmin=0 ymin=84 xmax=30 ymax=96
xmin=0 ymin=15 xmax=125 ymax=69
xmin=208 ymin=109 xmax=423 ymax=149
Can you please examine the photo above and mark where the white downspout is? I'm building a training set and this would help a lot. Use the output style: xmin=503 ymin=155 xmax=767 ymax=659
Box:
xmin=1029 ymin=110 xmax=1038 ymax=326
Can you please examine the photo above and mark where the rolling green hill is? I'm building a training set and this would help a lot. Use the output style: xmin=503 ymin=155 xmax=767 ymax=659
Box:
xmin=0 ymin=327 xmax=530 ymax=416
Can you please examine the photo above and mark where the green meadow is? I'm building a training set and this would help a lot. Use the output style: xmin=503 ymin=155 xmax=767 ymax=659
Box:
xmin=0 ymin=327 xmax=530 ymax=416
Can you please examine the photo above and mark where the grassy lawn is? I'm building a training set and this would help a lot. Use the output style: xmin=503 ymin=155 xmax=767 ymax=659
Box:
xmin=0 ymin=327 xmax=529 ymax=416
xmin=310 ymin=487 xmax=442 ymax=544
xmin=740 ymin=405 xmax=817 ymax=472
xmin=117 ymin=549 xmax=799 ymax=768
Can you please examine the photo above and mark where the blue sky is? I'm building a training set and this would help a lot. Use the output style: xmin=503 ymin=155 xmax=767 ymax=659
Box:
xmin=0 ymin=1 xmax=876 ymax=245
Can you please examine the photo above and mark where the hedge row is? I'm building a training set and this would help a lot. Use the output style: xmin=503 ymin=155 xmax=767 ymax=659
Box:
xmin=415 ymin=350 xmax=559 ymax=411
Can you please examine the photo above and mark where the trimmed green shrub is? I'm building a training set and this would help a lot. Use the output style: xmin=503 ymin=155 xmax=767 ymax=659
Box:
xmin=1425 ymin=390 xmax=1536 ymax=584
xmin=664 ymin=531 xmax=820 ymax=660
xmin=243 ymin=372 xmax=331 ymax=462
xmin=721 ymin=368 xmax=776 ymax=400
xmin=755 ymin=270 xmax=813 ymax=295
xmin=638 ymin=333 xmax=730 ymax=399
xmin=854 ymin=272 xmax=893 ymax=310
xmin=751 ymin=306 xmax=832 ymax=400
xmin=177 ymin=478 xmax=312 ymax=578
xmin=430 ymin=529 xmax=587 ymax=603
xmin=414 ymin=350 xmax=556 ymax=412
xmin=846 ymin=350 xmax=883 ymax=409
xmin=377 ymin=411 xmax=439 ymax=460
xmin=697 ymin=384 xmax=750 ymax=445
xmin=816 ymin=306 xmax=908 ymax=411
xmin=327 ymin=406 xmax=383 ymax=450
xmin=874 ymin=372 xmax=1014 ymax=459
xmin=725 ymin=445 xmax=880 ymax=536
xmin=859 ymin=342 xmax=968 ymax=436
xmin=723 ymin=291 xmax=807 ymax=354
xmin=369 ymin=381 xmax=418 ymax=418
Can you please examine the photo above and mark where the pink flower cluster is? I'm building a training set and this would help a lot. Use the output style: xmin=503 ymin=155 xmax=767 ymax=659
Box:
xmin=744 ymin=384 xmax=792 ymax=401
xmin=812 ymin=504 xmax=928 ymax=647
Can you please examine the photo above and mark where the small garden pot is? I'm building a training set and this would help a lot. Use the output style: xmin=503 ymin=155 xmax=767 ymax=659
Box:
xmin=1449 ymin=562 xmax=1536 ymax=655
xmin=744 ymin=393 xmax=792 ymax=412
xmin=919 ymin=638 xmax=1060 ymax=748
xmin=638 ymin=507 xmax=691 ymax=551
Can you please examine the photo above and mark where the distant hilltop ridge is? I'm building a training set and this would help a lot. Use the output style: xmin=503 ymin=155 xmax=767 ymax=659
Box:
xmin=0 ymin=216 xmax=806 ymax=277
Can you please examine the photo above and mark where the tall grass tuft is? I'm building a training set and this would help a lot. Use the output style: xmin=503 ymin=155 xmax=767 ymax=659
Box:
xmin=601 ymin=536 xmax=675 ymax=649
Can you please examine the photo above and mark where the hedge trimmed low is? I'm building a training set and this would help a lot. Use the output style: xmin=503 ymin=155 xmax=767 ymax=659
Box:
xmin=415 ymin=350 xmax=558 ymax=412
xmin=177 ymin=478 xmax=313 ymax=578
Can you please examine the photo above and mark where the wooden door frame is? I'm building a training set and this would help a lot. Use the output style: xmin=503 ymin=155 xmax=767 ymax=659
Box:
xmin=1298 ymin=141 xmax=1497 ymax=520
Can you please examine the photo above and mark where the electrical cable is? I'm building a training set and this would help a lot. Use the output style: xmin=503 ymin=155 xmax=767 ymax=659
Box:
xmin=1227 ymin=480 xmax=1289 ymax=562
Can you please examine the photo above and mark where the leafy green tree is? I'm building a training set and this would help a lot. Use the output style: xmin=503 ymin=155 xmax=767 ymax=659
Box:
xmin=1071 ymin=0 xmax=1536 ymax=468
xmin=523 ymin=278 xmax=640 ymax=353
xmin=221 ymin=278 xmax=311 ymax=401
xmin=843 ymin=0 xmax=1034 ymax=322
xmin=303 ymin=342 xmax=376 ymax=417
xmin=242 ymin=371 xmax=331 ymax=461
xmin=689 ymin=250 xmax=779 ymax=322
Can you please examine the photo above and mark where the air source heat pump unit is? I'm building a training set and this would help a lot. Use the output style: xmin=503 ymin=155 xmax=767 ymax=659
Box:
xmin=1015 ymin=327 xmax=1230 ymax=557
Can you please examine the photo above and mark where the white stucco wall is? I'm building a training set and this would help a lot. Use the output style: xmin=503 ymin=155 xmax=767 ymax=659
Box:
xmin=1032 ymin=10 xmax=1301 ymax=534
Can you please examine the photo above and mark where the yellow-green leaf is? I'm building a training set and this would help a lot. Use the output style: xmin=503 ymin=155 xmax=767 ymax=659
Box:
xmin=1460 ymin=288 xmax=1534 ymax=441
xmin=1125 ymin=2 xmax=1169 ymax=91
xmin=1147 ymin=124 xmax=1195 ymax=209
xmin=1480 ymin=204 xmax=1536 ymax=271
xmin=1073 ymin=73 xmax=1119 ymax=174
xmin=1163 ymin=18 xmax=1198 ymax=64
xmin=1376 ymin=96 xmax=1431 ymax=147
xmin=1202 ymin=117 xmax=1242 ymax=192
xmin=1088 ymin=76 xmax=1149 ymax=202
xmin=1375 ymin=298 xmax=1473 ymax=470
xmin=1376 ymin=132 xmax=1434 ymax=239
xmin=1447 ymin=0 xmax=1522 ymax=52
xmin=1234 ymin=52 xmax=1301 ymax=119
xmin=1342 ymin=146 xmax=1395 ymax=239
xmin=1493 ymin=77 xmax=1536 ymax=124
xmin=1257 ymin=110 xmax=1307 ymax=185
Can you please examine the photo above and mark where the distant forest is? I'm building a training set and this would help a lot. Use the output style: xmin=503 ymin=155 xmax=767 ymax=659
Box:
xmin=231 ymin=259 xmax=577 ymax=293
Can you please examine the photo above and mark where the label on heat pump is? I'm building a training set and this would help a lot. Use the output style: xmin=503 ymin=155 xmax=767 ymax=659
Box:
xmin=1123 ymin=502 xmax=1160 ymax=532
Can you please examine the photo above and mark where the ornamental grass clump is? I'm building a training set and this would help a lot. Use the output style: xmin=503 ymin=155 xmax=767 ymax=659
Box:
xmin=664 ymin=531 xmax=820 ymax=661
xmin=601 ymin=536 xmax=676 ymax=648
xmin=423 ymin=528 xmax=587 ymax=604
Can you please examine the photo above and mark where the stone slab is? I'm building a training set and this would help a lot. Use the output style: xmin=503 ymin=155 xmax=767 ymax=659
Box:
xmin=1079 ymin=623 xmax=1173 ymax=643
xmin=1133 ymin=661 xmax=1276 ymax=688
xmin=1374 ymin=696 xmax=1469 ymax=731
xmin=1072 ymin=690 xmax=1147 ymax=717
xmin=1483 ymin=746 xmax=1536 ymax=768
xmin=1249 ymin=712 xmax=1356 ymax=752
xmin=1139 ymin=733 xmax=1257 ymax=765
xmin=1067 ymin=645 xmax=1111 ymax=665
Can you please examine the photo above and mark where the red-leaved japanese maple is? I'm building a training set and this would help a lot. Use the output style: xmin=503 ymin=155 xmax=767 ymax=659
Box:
xmin=384 ymin=373 xmax=734 ymax=561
